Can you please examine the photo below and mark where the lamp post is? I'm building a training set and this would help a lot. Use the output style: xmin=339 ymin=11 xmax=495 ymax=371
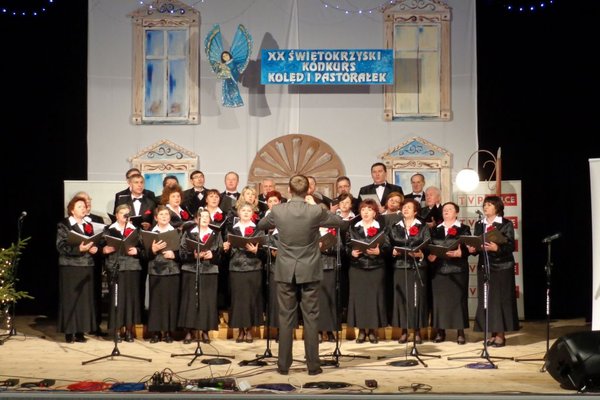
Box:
xmin=455 ymin=148 xmax=502 ymax=196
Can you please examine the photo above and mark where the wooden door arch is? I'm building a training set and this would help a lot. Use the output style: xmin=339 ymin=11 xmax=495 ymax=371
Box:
xmin=247 ymin=134 xmax=346 ymax=198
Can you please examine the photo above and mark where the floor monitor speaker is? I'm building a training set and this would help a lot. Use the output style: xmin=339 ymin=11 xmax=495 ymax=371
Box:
xmin=545 ymin=330 xmax=600 ymax=391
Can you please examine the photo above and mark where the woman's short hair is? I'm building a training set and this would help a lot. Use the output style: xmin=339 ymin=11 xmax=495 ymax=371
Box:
xmin=160 ymin=184 xmax=183 ymax=205
xmin=483 ymin=195 xmax=504 ymax=216
xmin=358 ymin=198 xmax=379 ymax=217
xmin=67 ymin=196 xmax=87 ymax=215
xmin=401 ymin=198 xmax=420 ymax=213
xmin=265 ymin=190 xmax=282 ymax=202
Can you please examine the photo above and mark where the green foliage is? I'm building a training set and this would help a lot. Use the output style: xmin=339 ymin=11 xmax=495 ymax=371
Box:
xmin=0 ymin=237 xmax=33 ymax=304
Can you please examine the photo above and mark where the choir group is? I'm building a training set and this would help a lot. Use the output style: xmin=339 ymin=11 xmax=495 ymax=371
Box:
xmin=56 ymin=163 xmax=519 ymax=349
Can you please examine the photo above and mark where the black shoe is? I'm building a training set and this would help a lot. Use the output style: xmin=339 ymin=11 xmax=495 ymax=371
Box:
xmin=65 ymin=334 xmax=74 ymax=344
xmin=492 ymin=339 xmax=506 ymax=347
xmin=398 ymin=333 xmax=408 ymax=344
xmin=164 ymin=335 xmax=173 ymax=343
xmin=368 ymin=333 xmax=379 ymax=344
xmin=356 ymin=331 xmax=366 ymax=344
xmin=415 ymin=336 xmax=423 ymax=344
xmin=74 ymin=333 xmax=87 ymax=343
xmin=308 ymin=367 xmax=323 ymax=376
xmin=202 ymin=332 xmax=211 ymax=344
xmin=277 ymin=368 xmax=289 ymax=375
xmin=327 ymin=332 xmax=336 ymax=343
xmin=457 ymin=336 xmax=466 ymax=345
xmin=125 ymin=332 xmax=134 ymax=343
xmin=433 ymin=334 xmax=445 ymax=343
xmin=150 ymin=334 xmax=160 ymax=344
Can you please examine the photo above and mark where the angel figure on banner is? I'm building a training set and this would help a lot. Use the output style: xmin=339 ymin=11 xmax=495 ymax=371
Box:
xmin=205 ymin=24 xmax=253 ymax=107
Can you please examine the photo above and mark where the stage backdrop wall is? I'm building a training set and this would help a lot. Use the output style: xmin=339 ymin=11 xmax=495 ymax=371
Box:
xmin=87 ymin=0 xmax=478 ymax=192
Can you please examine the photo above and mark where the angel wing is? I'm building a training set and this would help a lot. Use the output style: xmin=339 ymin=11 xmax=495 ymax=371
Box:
xmin=228 ymin=24 xmax=253 ymax=80
xmin=205 ymin=24 xmax=224 ymax=75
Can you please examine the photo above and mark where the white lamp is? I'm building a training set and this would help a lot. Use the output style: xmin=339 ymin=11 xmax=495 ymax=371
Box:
xmin=456 ymin=148 xmax=502 ymax=195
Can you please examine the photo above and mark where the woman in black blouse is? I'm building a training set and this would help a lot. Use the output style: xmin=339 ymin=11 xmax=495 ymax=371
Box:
xmin=346 ymin=199 xmax=390 ymax=344
xmin=427 ymin=201 xmax=471 ymax=345
xmin=388 ymin=199 xmax=430 ymax=344
xmin=56 ymin=195 xmax=100 ymax=343
xmin=468 ymin=195 xmax=519 ymax=347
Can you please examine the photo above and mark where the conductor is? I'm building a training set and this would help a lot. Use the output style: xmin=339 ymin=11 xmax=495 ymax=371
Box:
xmin=257 ymin=175 xmax=345 ymax=376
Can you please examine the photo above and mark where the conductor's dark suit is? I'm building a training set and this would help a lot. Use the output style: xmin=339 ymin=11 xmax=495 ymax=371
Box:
xmin=257 ymin=196 xmax=344 ymax=373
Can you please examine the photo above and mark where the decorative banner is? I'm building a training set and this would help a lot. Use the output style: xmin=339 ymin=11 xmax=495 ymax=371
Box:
xmin=260 ymin=49 xmax=393 ymax=85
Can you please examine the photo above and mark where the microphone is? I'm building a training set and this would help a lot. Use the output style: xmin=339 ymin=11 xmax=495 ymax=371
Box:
xmin=19 ymin=211 xmax=27 ymax=221
xmin=474 ymin=210 xmax=484 ymax=218
xmin=123 ymin=213 xmax=130 ymax=219
xmin=542 ymin=232 xmax=561 ymax=243
xmin=335 ymin=209 xmax=342 ymax=216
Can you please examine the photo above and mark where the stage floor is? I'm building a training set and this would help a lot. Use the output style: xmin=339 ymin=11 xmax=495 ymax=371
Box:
xmin=0 ymin=316 xmax=591 ymax=398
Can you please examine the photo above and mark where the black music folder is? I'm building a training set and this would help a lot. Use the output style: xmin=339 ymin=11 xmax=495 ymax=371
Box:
xmin=460 ymin=229 xmax=507 ymax=247
xmin=428 ymin=240 xmax=460 ymax=258
xmin=227 ymin=234 xmax=267 ymax=249
xmin=67 ymin=230 xmax=104 ymax=246
xmin=394 ymin=238 xmax=430 ymax=254
xmin=185 ymin=233 xmax=215 ymax=252
xmin=319 ymin=232 xmax=338 ymax=251
xmin=350 ymin=231 xmax=385 ymax=252
xmin=209 ymin=215 xmax=228 ymax=231
xmin=104 ymin=230 xmax=140 ymax=255
xmin=140 ymin=229 xmax=181 ymax=253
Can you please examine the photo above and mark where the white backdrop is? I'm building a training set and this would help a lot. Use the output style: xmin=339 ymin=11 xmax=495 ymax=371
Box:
xmin=87 ymin=0 xmax=478 ymax=192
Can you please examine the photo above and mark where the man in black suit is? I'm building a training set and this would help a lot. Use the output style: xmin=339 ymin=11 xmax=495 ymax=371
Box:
xmin=257 ymin=175 xmax=344 ymax=376
xmin=182 ymin=170 xmax=207 ymax=215
xmin=257 ymin=177 xmax=287 ymax=214
xmin=113 ymin=168 xmax=156 ymax=214
xmin=404 ymin=172 xmax=426 ymax=207
xmin=114 ymin=173 xmax=156 ymax=231
xmin=357 ymin=162 xmax=403 ymax=213
xmin=419 ymin=185 xmax=443 ymax=228
xmin=330 ymin=175 xmax=360 ymax=214
xmin=219 ymin=171 xmax=241 ymax=214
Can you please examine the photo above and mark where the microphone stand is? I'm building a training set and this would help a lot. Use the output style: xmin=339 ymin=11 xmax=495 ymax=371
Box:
xmin=0 ymin=213 xmax=26 ymax=345
xmin=239 ymin=233 xmax=278 ymax=366
xmin=320 ymin=225 xmax=370 ymax=367
xmin=515 ymin=236 xmax=555 ymax=370
xmin=172 ymin=232 xmax=233 ymax=366
xmin=383 ymin=230 xmax=439 ymax=367
xmin=83 ymin=224 xmax=151 ymax=365
xmin=448 ymin=214 xmax=513 ymax=368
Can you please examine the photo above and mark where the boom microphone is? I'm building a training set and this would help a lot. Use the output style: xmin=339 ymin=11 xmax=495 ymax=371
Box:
xmin=542 ymin=232 xmax=561 ymax=243
xmin=474 ymin=210 xmax=484 ymax=218
xmin=18 ymin=211 xmax=27 ymax=221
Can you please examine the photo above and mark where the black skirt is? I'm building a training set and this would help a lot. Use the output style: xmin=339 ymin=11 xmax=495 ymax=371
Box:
xmin=178 ymin=270 xmax=219 ymax=331
xmin=318 ymin=269 xmax=338 ymax=331
xmin=148 ymin=275 xmax=180 ymax=332
xmin=473 ymin=267 xmax=520 ymax=332
xmin=431 ymin=269 xmax=469 ymax=329
xmin=107 ymin=270 xmax=142 ymax=329
xmin=57 ymin=265 xmax=96 ymax=334
xmin=391 ymin=267 xmax=429 ymax=329
xmin=228 ymin=270 xmax=263 ymax=328
xmin=347 ymin=267 xmax=387 ymax=329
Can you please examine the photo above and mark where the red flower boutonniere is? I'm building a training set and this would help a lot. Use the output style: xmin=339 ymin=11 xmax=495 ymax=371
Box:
xmin=486 ymin=225 xmax=495 ymax=232
xmin=367 ymin=226 xmax=378 ymax=237
xmin=408 ymin=225 xmax=419 ymax=236
xmin=180 ymin=210 xmax=190 ymax=220
xmin=447 ymin=227 xmax=458 ymax=237
xmin=123 ymin=227 xmax=134 ymax=237
xmin=144 ymin=209 xmax=152 ymax=215
xmin=251 ymin=213 xmax=259 ymax=223
xmin=213 ymin=212 xmax=223 ymax=222
xmin=244 ymin=226 xmax=255 ymax=236
xmin=84 ymin=223 xmax=93 ymax=235
xmin=328 ymin=228 xmax=337 ymax=236
xmin=201 ymin=233 xmax=210 ymax=243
